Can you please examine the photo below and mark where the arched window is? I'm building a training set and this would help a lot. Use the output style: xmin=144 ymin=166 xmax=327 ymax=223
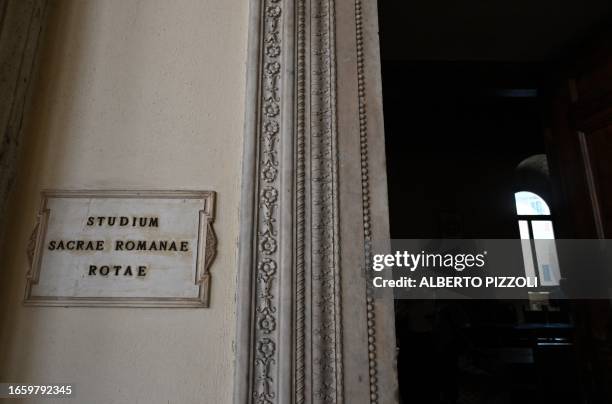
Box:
xmin=515 ymin=191 xmax=560 ymax=286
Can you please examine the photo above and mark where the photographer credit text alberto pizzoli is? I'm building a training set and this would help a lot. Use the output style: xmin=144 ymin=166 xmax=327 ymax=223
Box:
xmin=371 ymin=250 xmax=538 ymax=289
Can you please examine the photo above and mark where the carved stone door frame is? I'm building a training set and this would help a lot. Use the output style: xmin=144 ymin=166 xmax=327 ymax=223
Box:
xmin=235 ymin=0 xmax=397 ymax=403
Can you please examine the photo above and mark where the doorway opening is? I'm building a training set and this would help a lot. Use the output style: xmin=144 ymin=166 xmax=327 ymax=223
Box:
xmin=378 ymin=1 xmax=612 ymax=403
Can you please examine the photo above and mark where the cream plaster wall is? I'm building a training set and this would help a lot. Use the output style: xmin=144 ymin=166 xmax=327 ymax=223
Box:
xmin=0 ymin=0 xmax=247 ymax=403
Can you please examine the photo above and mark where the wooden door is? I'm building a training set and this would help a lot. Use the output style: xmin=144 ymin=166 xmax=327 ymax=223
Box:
xmin=546 ymin=32 xmax=612 ymax=402
xmin=547 ymin=33 xmax=612 ymax=239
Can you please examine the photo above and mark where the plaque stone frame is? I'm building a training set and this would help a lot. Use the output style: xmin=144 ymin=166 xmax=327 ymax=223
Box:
xmin=24 ymin=190 xmax=217 ymax=308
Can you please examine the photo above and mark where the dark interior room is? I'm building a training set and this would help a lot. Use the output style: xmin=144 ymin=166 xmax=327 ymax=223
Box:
xmin=378 ymin=1 xmax=612 ymax=403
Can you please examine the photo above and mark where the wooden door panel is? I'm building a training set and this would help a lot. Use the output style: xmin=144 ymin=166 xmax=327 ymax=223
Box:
xmin=549 ymin=42 xmax=612 ymax=239
xmin=580 ymin=125 xmax=612 ymax=237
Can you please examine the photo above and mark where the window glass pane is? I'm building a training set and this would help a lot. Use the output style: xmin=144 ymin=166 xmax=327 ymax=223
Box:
xmin=518 ymin=220 xmax=530 ymax=239
xmin=532 ymin=221 xmax=560 ymax=286
xmin=515 ymin=191 xmax=550 ymax=215
xmin=518 ymin=220 xmax=536 ymax=279
xmin=532 ymin=220 xmax=555 ymax=239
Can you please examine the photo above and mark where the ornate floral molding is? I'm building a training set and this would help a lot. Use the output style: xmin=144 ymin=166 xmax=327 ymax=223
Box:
xmin=253 ymin=1 xmax=282 ymax=403
xmin=236 ymin=0 xmax=390 ymax=403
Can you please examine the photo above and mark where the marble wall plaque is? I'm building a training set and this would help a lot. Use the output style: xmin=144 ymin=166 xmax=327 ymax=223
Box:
xmin=24 ymin=190 xmax=216 ymax=307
